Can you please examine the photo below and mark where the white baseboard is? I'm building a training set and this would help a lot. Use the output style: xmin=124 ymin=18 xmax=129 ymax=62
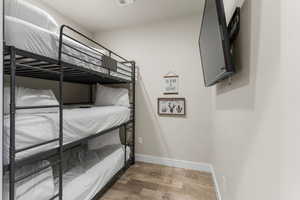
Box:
xmin=210 ymin=166 xmax=222 ymax=200
xmin=135 ymin=154 xmax=211 ymax=173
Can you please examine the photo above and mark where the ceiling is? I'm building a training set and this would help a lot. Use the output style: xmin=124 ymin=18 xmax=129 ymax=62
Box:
xmin=40 ymin=0 xmax=203 ymax=33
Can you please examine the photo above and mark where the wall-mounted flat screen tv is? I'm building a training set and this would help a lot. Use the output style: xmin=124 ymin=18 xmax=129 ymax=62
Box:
xmin=199 ymin=0 xmax=236 ymax=87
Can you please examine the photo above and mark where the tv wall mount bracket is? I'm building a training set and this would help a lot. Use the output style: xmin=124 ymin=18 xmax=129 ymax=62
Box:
xmin=228 ymin=7 xmax=241 ymax=44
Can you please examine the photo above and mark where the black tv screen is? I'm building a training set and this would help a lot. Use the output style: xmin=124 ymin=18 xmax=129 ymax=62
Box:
xmin=199 ymin=0 xmax=235 ymax=87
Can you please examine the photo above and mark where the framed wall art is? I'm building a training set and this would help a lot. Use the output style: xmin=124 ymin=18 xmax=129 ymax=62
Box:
xmin=158 ymin=98 xmax=186 ymax=116
xmin=163 ymin=73 xmax=179 ymax=95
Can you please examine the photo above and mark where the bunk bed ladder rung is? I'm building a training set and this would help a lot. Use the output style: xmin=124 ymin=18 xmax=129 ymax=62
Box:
xmin=49 ymin=194 xmax=60 ymax=200
xmin=15 ymin=105 xmax=59 ymax=110
xmin=15 ymin=138 xmax=60 ymax=154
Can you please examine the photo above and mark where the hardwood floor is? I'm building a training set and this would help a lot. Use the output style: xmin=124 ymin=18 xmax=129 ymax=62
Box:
xmin=100 ymin=162 xmax=217 ymax=200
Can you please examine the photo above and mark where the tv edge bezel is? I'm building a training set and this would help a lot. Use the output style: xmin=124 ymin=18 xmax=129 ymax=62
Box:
xmin=199 ymin=0 xmax=235 ymax=87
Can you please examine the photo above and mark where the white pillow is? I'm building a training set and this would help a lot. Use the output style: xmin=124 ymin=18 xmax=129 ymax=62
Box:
xmin=88 ymin=129 xmax=121 ymax=150
xmin=4 ymin=86 xmax=59 ymax=115
xmin=3 ymin=161 xmax=55 ymax=200
xmin=5 ymin=0 xmax=58 ymax=32
xmin=95 ymin=84 xmax=130 ymax=107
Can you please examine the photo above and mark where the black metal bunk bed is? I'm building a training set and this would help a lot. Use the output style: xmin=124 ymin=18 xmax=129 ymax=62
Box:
xmin=3 ymin=25 xmax=136 ymax=200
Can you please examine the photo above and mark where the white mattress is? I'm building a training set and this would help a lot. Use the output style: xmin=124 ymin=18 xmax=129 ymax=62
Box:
xmin=4 ymin=16 xmax=132 ymax=80
xmin=3 ymin=161 xmax=55 ymax=200
xmin=3 ymin=146 xmax=131 ymax=200
xmin=3 ymin=106 xmax=130 ymax=165
xmin=59 ymin=146 xmax=130 ymax=200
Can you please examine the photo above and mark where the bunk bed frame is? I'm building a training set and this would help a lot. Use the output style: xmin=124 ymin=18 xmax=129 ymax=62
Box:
xmin=3 ymin=25 xmax=136 ymax=200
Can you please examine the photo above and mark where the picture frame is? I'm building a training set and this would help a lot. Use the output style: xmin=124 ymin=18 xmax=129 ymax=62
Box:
xmin=157 ymin=98 xmax=186 ymax=116
xmin=163 ymin=75 xmax=179 ymax=95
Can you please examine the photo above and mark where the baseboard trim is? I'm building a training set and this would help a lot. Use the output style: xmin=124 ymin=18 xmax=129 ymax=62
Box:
xmin=135 ymin=154 xmax=211 ymax=173
xmin=210 ymin=166 xmax=222 ymax=200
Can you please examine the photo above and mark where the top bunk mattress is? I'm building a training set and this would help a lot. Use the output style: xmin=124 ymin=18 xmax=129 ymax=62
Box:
xmin=3 ymin=106 xmax=130 ymax=165
xmin=4 ymin=16 xmax=132 ymax=80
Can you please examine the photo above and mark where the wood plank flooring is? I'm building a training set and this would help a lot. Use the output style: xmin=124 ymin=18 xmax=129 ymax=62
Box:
xmin=100 ymin=162 xmax=217 ymax=200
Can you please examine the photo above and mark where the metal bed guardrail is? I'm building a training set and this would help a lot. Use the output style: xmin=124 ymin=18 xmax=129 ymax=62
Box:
xmin=58 ymin=25 xmax=134 ymax=83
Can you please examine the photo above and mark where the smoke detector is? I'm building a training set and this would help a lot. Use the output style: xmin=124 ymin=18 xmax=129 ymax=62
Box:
xmin=116 ymin=0 xmax=136 ymax=6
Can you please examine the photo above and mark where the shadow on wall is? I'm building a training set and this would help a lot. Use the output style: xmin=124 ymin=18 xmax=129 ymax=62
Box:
xmin=215 ymin=0 xmax=259 ymax=111
xmin=135 ymin=71 xmax=173 ymax=158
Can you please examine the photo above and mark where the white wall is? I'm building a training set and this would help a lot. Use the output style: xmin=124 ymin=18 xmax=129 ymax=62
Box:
xmin=282 ymin=1 xmax=300 ymax=200
xmin=94 ymin=1 xmax=288 ymax=200
xmin=210 ymin=0 xmax=282 ymax=200
xmin=94 ymin=15 xmax=213 ymax=164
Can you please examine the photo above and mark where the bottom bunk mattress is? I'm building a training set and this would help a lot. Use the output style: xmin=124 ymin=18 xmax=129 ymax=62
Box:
xmin=57 ymin=145 xmax=130 ymax=200
xmin=3 ymin=145 xmax=131 ymax=200
xmin=3 ymin=106 xmax=130 ymax=165
xmin=3 ymin=160 xmax=55 ymax=200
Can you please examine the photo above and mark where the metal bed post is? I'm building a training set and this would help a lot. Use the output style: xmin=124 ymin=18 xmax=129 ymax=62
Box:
xmin=9 ymin=46 xmax=16 ymax=200
xmin=132 ymin=61 xmax=136 ymax=164
xmin=90 ymin=84 xmax=94 ymax=104
xmin=58 ymin=26 xmax=64 ymax=200
xmin=124 ymin=124 xmax=127 ymax=168
xmin=108 ymin=51 xmax=112 ymax=77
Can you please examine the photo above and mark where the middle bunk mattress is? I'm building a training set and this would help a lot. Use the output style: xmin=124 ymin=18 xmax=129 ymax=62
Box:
xmin=3 ymin=106 xmax=130 ymax=165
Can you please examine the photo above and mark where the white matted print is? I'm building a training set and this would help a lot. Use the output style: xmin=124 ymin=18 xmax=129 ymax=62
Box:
xmin=158 ymin=98 xmax=186 ymax=116
xmin=163 ymin=75 xmax=179 ymax=95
